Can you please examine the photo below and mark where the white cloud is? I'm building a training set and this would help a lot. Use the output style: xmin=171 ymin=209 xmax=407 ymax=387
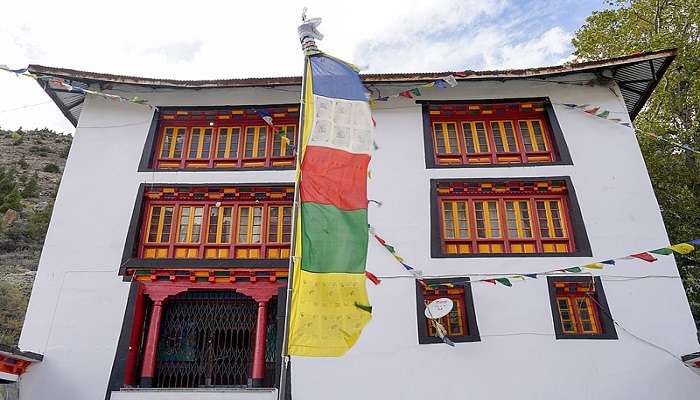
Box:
xmin=0 ymin=0 xmax=582 ymax=133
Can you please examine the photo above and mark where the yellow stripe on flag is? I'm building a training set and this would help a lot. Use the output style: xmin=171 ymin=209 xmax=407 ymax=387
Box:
xmin=288 ymin=270 xmax=371 ymax=356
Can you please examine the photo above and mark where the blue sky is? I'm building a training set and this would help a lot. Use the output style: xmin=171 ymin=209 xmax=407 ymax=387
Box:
xmin=0 ymin=0 xmax=605 ymax=133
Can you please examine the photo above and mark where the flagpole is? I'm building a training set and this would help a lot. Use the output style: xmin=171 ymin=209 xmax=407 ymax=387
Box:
xmin=277 ymin=15 xmax=310 ymax=400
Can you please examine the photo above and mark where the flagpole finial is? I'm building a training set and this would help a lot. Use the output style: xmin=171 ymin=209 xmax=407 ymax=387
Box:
xmin=301 ymin=7 xmax=307 ymax=22
xmin=298 ymin=16 xmax=323 ymax=56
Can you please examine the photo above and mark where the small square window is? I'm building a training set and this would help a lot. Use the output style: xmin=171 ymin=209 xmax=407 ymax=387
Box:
xmin=547 ymin=276 xmax=617 ymax=340
xmin=416 ymin=278 xmax=480 ymax=344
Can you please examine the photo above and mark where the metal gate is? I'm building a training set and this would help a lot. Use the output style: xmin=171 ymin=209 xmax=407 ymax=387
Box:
xmin=154 ymin=291 xmax=257 ymax=388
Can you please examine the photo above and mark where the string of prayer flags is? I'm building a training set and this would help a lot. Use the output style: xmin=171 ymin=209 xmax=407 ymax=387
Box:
xmin=0 ymin=65 xmax=28 ymax=74
xmin=372 ymin=231 xmax=698 ymax=290
xmin=636 ymin=131 xmax=700 ymax=155
xmin=373 ymin=74 xmax=458 ymax=103
xmin=0 ymin=66 xmax=156 ymax=109
xmin=561 ymin=103 xmax=631 ymax=127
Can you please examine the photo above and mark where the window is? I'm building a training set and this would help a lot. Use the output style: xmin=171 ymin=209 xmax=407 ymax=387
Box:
xmin=207 ymin=206 xmax=233 ymax=244
xmin=149 ymin=106 xmax=298 ymax=169
xmin=271 ymin=125 xmax=295 ymax=158
xmin=416 ymin=278 xmax=480 ymax=344
xmin=216 ymin=127 xmax=240 ymax=160
xmin=243 ymin=127 xmax=268 ymax=161
xmin=145 ymin=206 xmax=174 ymax=258
xmin=547 ymin=276 xmax=617 ymax=339
xmin=432 ymin=179 xmax=589 ymax=256
xmin=424 ymin=101 xmax=566 ymax=166
xmin=187 ymin=128 xmax=213 ymax=159
xmin=137 ymin=186 xmax=293 ymax=260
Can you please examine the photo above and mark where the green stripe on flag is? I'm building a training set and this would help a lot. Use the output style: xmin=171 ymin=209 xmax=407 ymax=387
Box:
xmin=301 ymin=202 xmax=368 ymax=273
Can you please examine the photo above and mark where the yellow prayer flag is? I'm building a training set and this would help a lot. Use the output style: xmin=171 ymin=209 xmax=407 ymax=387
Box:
xmin=670 ymin=243 xmax=695 ymax=254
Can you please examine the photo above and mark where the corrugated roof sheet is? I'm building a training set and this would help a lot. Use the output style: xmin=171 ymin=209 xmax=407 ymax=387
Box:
xmin=28 ymin=49 xmax=676 ymax=127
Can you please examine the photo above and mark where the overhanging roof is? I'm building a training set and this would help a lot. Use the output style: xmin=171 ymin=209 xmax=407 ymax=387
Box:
xmin=0 ymin=344 xmax=43 ymax=384
xmin=28 ymin=49 xmax=676 ymax=127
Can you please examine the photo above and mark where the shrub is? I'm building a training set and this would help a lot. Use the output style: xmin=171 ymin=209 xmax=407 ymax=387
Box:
xmin=43 ymin=164 xmax=60 ymax=173
xmin=21 ymin=173 xmax=39 ymax=198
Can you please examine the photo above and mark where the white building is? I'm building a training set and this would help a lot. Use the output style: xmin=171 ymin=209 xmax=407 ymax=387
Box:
xmin=12 ymin=49 xmax=700 ymax=399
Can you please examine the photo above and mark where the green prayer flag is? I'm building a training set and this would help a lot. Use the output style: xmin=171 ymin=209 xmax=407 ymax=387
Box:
xmin=596 ymin=110 xmax=610 ymax=118
xmin=410 ymin=88 xmax=421 ymax=96
xmin=565 ymin=267 xmax=582 ymax=273
xmin=354 ymin=302 xmax=373 ymax=313
xmin=650 ymin=247 xmax=674 ymax=255
xmin=495 ymin=278 xmax=512 ymax=287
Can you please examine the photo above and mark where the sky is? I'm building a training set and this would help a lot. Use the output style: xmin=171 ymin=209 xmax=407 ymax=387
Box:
xmin=0 ymin=0 xmax=605 ymax=134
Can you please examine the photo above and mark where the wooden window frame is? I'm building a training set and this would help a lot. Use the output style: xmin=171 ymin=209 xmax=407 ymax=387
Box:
xmin=416 ymin=278 xmax=480 ymax=344
xmin=137 ymin=199 xmax=292 ymax=261
xmin=547 ymin=276 xmax=617 ymax=340
xmin=421 ymin=99 xmax=572 ymax=168
xmin=145 ymin=106 xmax=298 ymax=170
xmin=430 ymin=178 xmax=592 ymax=258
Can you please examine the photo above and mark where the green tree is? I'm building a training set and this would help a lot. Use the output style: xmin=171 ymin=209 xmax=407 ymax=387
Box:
xmin=573 ymin=0 xmax=700 ymax=325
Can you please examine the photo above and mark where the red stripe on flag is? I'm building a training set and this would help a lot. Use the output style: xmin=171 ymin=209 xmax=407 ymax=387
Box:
xmin=300 ymin=145 xmax=370 ymax=211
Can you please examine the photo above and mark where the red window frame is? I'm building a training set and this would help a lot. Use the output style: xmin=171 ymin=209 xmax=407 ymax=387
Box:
xmin=152 ymin=108 xmax=298 ymax=169
xmin=427 ymin=101 xmax=557 ymax=166
xmin=436 ymin=181 xmax=576 ymax=255
xmin=138 ymin=188 xmax=292 ymax=260
xmin=552 ymin=280 xmax=603 ymax=335
xmin=423 ymin=288 xmax=468 ymax=337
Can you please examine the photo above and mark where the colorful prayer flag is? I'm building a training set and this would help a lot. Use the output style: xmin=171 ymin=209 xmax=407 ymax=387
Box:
xmin=670 ymin=243 xmax=695 ymax=254
xmin=399 ymin=90 xmax=413 ymax=99
xmin=650 ymin=247 xmax=674 ymax=255
xmin=629 ymin=252 xmax=657 ymax=262
xmin=287 ymin=52 xmax=373 ymax=357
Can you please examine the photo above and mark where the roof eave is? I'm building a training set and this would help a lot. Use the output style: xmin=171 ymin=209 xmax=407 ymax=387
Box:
xmin=27 ymin=48 xmax=677 ymax=127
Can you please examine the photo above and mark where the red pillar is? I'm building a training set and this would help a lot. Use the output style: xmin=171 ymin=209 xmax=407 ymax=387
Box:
xmin=139 ymin=300 xmax=164 ymax=387
xmin=251 ymin=300 xmax=268 ymax=387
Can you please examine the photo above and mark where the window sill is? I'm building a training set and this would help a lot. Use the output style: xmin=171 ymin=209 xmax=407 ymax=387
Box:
xmin=111 ymin=388 xmax=277 ymax=400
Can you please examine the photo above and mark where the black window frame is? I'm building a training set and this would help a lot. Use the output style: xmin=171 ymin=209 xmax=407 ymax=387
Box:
xmin=420 ymin=97 xmax=573 ymax=169
xmin=547 ymin=276 xmax=618 ymax=340
xmin=415 ymin=278 xmax=480 ymax=344
xmin=429 ymin=176 xmax=592 ymax=258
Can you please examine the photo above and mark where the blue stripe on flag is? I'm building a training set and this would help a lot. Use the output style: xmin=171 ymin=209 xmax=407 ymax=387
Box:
xmin=310 ymin=55 xmax=368 ymax=101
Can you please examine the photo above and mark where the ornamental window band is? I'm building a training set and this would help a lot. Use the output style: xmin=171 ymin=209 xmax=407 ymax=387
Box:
xmin=434 ymin=180 xmax=578 ymax=255
xmin=138 ymin=186 xmax=293 ymax=260
xmin=151 ymin=106 xmax=298 ymax=169
xmin=547 ymin=276 xmax=618 ymax=340
xmin=425 ymin=101 xmax=561 ymax=166
xmin=416 ymin=278 xmax=480 ymax=344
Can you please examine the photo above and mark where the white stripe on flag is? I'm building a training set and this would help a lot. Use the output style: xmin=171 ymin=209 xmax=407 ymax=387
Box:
xmin=309 ymin=95 xmax=373 ymax=155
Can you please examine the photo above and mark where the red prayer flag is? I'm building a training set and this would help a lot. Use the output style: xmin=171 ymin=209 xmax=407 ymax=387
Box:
xmin=365 ymin=271 xmax=381 ymax=285
xmin=630 ymin=252 xmax=657 ymax=262
xmin=398 ymin=90 xmax=413 ymax=99
xmin=373 ymin=234 xmax=386 ymax=246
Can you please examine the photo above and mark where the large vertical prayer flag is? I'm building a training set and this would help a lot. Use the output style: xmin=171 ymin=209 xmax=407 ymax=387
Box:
xmin=287 ymin=52 xmax=373 ymax=356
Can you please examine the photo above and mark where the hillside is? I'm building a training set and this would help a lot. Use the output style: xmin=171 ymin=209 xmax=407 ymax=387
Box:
xmin=0 ymin=128 xmax=71 ymax=346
